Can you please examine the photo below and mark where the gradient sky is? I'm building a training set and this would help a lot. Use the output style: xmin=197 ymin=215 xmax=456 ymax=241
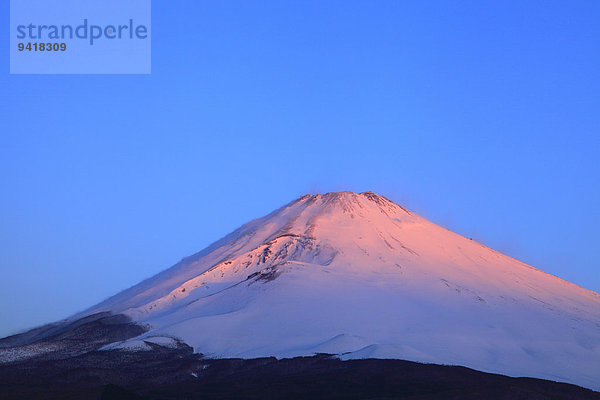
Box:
xmin=1 ymin=1 xmax=599 ymax=337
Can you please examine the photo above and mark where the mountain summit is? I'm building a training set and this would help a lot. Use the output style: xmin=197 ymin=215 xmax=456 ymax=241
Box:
xmin=4 ymin=192 xmax=600 ymax=390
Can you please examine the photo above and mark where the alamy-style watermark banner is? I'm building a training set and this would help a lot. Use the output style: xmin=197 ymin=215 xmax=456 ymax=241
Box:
xmin=10 ymin=0 xmax=151 ymax=74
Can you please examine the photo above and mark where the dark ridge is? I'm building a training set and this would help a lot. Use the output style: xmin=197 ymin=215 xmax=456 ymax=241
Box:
xmin=0 ymin=312 xmax=115 ymax=348
xmin=0 ymin=313 xmax=147 ymax=363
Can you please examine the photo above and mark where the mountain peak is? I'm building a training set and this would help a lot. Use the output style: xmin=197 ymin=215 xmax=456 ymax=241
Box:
xmin=290 ymin=191 xmax=407 ymax=218
xmin=297 ymin=190 xmax=390 ymax=203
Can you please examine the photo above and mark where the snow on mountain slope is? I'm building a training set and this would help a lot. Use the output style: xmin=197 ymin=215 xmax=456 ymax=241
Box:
xmin=83 ymin=191 xmax=600 ymax=390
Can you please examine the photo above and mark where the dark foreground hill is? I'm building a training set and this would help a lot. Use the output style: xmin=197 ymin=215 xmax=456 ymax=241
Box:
xmin=1 ymin=345 xmax=598 ymax=400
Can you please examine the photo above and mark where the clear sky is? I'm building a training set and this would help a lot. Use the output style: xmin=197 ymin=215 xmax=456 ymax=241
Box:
xmin=1 ymin=1 xmax=599 ymax=337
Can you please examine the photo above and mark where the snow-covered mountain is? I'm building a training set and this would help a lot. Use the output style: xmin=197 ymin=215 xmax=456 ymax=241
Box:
xmin=54 ymin=192 xmax=600 ymax=389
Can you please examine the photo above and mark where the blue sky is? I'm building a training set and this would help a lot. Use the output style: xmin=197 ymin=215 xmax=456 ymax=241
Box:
xmin=1 ymin=1 xmax=599 ymax=337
